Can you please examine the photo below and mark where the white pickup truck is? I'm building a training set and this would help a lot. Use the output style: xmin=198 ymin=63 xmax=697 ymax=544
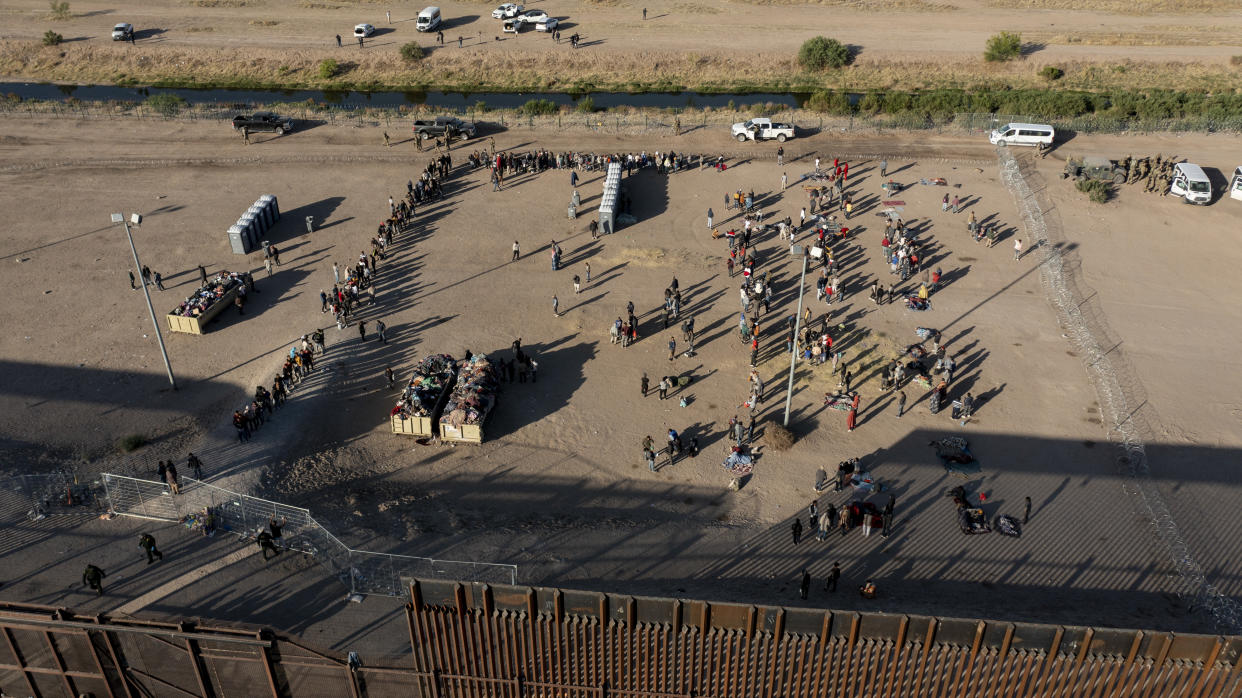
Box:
xmin=731 ymin=118 xmax=795 ymax=143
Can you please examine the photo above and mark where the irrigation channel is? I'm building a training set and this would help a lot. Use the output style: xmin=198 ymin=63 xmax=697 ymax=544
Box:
xmin=0 ymin=81 xmax=811 ymax=109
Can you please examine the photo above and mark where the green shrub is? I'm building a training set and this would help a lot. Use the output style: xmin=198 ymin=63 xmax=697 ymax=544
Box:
xmin=575 ymin=96 xmax=596 ymax=113
xmin=1041 ymin=66 xmax=1064 ymax=81
xmin=144 ymin=93 xmax=186 ymax=117
xmin=797 ymin=36 xmax=852 ymax=71
xmin=117 ymin=434 xmax=146 ymax=452
xmin=400 ymin=42 xmax=424 ymax=62
xmin=519 ymin=98 xmax=559 ymax=116
xmin=984 ymin=31 xmax=1022 ymax=62
xmin=474 ymin=100 xmax=489 ymax=112
xmin=1076 ymin=179 xmax=1112 ymax=204
xmin=48 ymin=1 xmax=71 ymax=20
xmin=805 ymin=90 xmax=852 ymax=114
xmin=318 ymin=58 xmax=339 ymax=79
xmin=42 ymin=30 xmax=63 ymax=45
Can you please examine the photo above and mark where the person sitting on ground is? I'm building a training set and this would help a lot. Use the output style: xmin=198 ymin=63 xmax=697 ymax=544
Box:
xmin=859 ymin=579 xmax=877 ymax=599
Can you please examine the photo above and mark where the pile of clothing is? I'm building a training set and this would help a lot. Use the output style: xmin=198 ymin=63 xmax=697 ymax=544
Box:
xmin=441 ymin=353 xmax=501 ymax=427
xmin=394 ymin=354 xmax=458 ymax=418
xmin=171 ymin=272 xmax=242 ymax=317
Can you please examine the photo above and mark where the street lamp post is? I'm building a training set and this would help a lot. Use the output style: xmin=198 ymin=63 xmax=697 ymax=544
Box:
xmin=782 ymin=246 xmax=809 ymax=426
xmin=113 ymin=213 xmax=177 ymax=390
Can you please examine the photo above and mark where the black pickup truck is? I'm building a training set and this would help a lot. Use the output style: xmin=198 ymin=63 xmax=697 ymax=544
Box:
xmin=232 ymin=112 xmax=295 ymax=135
xmin=411 ymin=116 xmax=477 ymax=142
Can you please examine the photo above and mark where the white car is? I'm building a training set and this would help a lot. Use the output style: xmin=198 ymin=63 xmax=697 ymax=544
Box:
xmin=353 ymin=23 xmax=376 ymax=38
xmin=535 ymin=17 xmax=559 ymax=32
xmin=111 ymin=22 xmax=134 ymax=41
xmin=517 ymin=9 xmax=548 ymax=23
xmin=492 ymin=3 xmax=524 ymax=18
xmin=731 ymin=117 xmax=795 ymax=143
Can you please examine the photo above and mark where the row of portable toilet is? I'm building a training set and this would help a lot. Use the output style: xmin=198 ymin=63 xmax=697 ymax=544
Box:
xmin=597 ymin=162 xmax=622 ymax=235
xmin=228 ymin=194 xmax=280 ymax=255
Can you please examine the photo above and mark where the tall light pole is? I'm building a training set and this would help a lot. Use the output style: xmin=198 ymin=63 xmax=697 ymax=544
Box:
xmin=113 ymin=213 xmax=177 ymax=390
xmin=782 ymin=246 xmax=809 ymax=426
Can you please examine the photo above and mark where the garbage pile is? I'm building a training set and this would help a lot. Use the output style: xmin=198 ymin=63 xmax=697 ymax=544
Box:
xmin=170 ymin=271 xmax=244 ymax=317
xmin=440 ymin=353 xmax=501 ymax=428
xmin=395 ymin=354 xmax=458 ymax=418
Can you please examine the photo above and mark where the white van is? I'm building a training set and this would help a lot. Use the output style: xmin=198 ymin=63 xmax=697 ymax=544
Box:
xmin=989 ymin=122 xmax=1055 ymax=148
xmin=1169 ymin=163 xmax=1212 ymax=205
xmin=416 ymin=6 xmax=442 ymax=31
xmin=536 ymin=17 xmax=558 ymax=32
xmin=1230 ymin=166 xmax=1242 ymax=201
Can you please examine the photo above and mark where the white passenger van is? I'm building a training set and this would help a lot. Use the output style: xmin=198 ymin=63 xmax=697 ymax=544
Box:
xmin=1169 ymin=163 xmax=1212 ymax=205
xmin=1230 ymin=166 xmax=1242 ymax=201
xmin=416 ymin=7 xmax=442 ymax=31
xmin=989 ymin=122 xmax=1055 ymax=148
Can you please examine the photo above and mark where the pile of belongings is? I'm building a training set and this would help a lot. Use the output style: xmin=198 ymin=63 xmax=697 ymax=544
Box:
xmin=905 ymin=296 xmax=931 ymax=311
xmin=394 ymin=354 xmax=457 ymax=418
xmin=930 ymin=436 xmax=981 ymax=477
xmin=722 ymin=447 xmax=754 ymax=477
xmin=823 ymin=392 xmax=854 ymax=411
xmin=441 ymin=353 xmax=500 ymax=427
xmin=171 ymin=271 xmax=243 ymax=317
xmin=995 ymin=514 xmax=1021 ymax=537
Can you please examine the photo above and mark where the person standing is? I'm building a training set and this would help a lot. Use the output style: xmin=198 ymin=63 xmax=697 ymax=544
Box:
xmin=187 ymin=452 xmax=203 ymax=479
xmin=165 ymin=461 xmax=180 ymax=495
xmin=358 ymin=320 xmax=367 ymax=341
xmin=585 ymin=262 xmax=591 ymax=283
xmin=777 ymin=145 xmax=784 ymax=166
xmin=320 ymin=290 xmax=329 ymax=313
xmin=706 ymin=207 xmax=713 ymax=229
xmin=336 ymin=34 xmax=342 ymax=47
xmin=573 ymin=274 xmax=581 ymax=294
xmin=552 ymin=295 xmax=560 ymax=316
xmin=667 ymin=336 xmax=676 ymax=361
xmin=570 ymin=170 xmax=578 ymax=188
xmin=792 ymin=518 xmax=803 ymax=545
xmin=896 ymin=390 xmax=907 ymax=418
xmin=825 ymin=562 xmax=840 ymax=592
xmin=129 ymin=269 xmax=137 ymax=290
xmin=658 ymin=377 xmax=669 ymax=400
xmin=1014 ymin=238 xmax=1023 ymax=261
xmin=386 ymin=366 xmax=395 ymax=388
xmin=386 ymin=9 xmax=391 ymax=22
xmin=82 ymin=564 xmax=106 ymax=596
xmin=358 ymin=35 xmax=364 ymax=48
xmin=781 ymin=172 xmax=787 ymax=190
xmin=645 ymin=447 xmax=656 ymax=472
xmin=880 ymin=159 xmax=888 ymax=177
xmin=512 ymin=240 xmax=520 ymax=261
xmin=139 ymin=533 xmax=164 ymax=564
xmin=257 ymin=530 xmax=281 ymax=560
xmin=882 ymin=496 xmax=894 ymax=538
xmin=642 ymin=7 xmax=647 ymax=19
xmin=799 ymin=569 xmax=811 ymax=600
xmin=1024 ymin=496 xmax=1032 ymax=524
xmin=641 ymin=372 xmax=649 ymax=397
xmin=198 ymin=265 xmax=208 ymax=286
xmin=960 ymin=392 xmax=973 ymax=425
xmin=846 ymin=393 xmax=859 ymax=432
xmin=952 ymin=195 xmax=960 ymax=213
xmin=153 ymin=271 xmax=165 ymax=290
xmin=376 ymin=319 xmax=387 ymax=344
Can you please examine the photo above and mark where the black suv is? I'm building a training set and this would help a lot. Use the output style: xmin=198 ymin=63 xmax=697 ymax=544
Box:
xmin=232 ymin=112 xmax=295 ymax=135
xmin=412 ymin=116 xmax=477 ymax=142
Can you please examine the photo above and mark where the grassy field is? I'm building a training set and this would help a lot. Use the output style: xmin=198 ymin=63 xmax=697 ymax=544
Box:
xmin=984 ymin=0 xmax=1238 ymax=13
xmin=4 ymin=39 xmax=1241 ymax=95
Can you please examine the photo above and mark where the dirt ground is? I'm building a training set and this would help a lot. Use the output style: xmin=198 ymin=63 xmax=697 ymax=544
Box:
xmin=2 ymin=115 xmax=1242 ymax=635
xmin=2 ymin=0 xmax=1240 ymax=91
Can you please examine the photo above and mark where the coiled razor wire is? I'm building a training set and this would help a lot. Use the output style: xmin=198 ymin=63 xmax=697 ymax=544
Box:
xmin=997 ymin=148 xmax=1242 ymax=633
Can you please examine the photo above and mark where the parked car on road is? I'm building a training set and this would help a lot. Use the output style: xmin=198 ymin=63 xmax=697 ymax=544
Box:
xmin=354 ymin=23 xmax=376 ymax=38
xmin=232 ymin=112 xmax=295 ymax=135
xmin=412 ymin=116 xmax=477 ymax=141
xmin=492 ymin=3 xmax=524 ymax=18
xmin=1168 ymin=162 xmax=1212 ymax=205
xmin=731 ymin=118 xmax=795 ymax=143
xmin=536 ymin=17 xmax=559 ymax=32
xmin=111 ymin=23 xmax=134 ymax=41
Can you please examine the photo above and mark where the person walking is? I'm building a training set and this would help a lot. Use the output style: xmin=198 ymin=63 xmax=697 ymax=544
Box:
xmin=880 ymin=159 xmax=888 ymax=177
xmin=552 ymin=295 xmax=560 ymax=316
xmin=825 ymin=562 xmax=840 ymax=592
xmin=165 ymin=461 xmax=180 ymax=495
xmin=153 ymin=271 xmax=165 ymax=290
xmin=257 ymin=530 xmax=281 ymax=560
xmin=82 ymin=564 xmax=106 ymax=596
xmin=1014 ymin=238 xmax=1023 ymax=261
xmin=336 ymin=34 xmax=342 ymax=47
xmin=386 ymin=366 xmax=395 ymax=388
xmin=128 ymin=269 xmax=137 ymax=290
xmin=139 ymin=533 xmax=164 ymax=564
xmin=357 ymin=320 xmax=367 ymax=341
xmin=667 ymin=336 xmax=676 ymax=361
xmin=187 ymin=452 xmax=203 ymax=479
xmin=896 ymin=390 xmax=907 ymax=418
xmin=641 ymin=372 xmax=649 ymax=397
xmin=818 ymin=510 xmax=832 ymax=541
xmin=376 ymin=319 xmax=387 ymax=343
xmin=383 ymin=132 xmax=391 ymax=148
xmin=952 ymin=195 xmax=961 ymax=213
xmin=643 ymin=7 xmax=647 ymax=19
xmin=1024 ymin=496 xmax=1032 ymax=524
xmin=658 ymin=376 xmax=669 ymax=400
xmin=573 ymin=275 xmax=581 ymax=294
xmin=512 ymin=240 xmax=520 ymax=261
xmin=645 ymin=447 xmax=656 ymax=472
xmin=792 ymin=518 xmax=803 ymax=545
xmin=799 ymin=569 xmax=811 ymax=600
xmin=882 ymin=496 xmax=894 ymax=538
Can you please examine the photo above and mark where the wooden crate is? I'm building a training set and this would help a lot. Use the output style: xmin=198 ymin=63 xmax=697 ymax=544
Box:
xmin=165 ymin=287 xmax=238 ymax=335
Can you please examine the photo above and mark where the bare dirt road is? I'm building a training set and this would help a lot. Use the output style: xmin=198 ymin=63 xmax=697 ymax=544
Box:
xmin=2 ymin=0 xmax=1240 ymax=90
xmin=2 ymin=115 xmax=1242 ymax=641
